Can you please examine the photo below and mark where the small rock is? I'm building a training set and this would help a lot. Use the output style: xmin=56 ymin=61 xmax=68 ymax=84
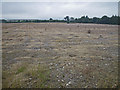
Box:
xmin=66 ymin=81 xmax=72 ymax=86
xmin=49 ymin=67 xmax=52 ymax=70
xmin=102 ymin=57 xmax=105 ymax=60
xmin=66 ymin=83 xmax=69 ymax=86
xmin=103 ymin=48 xmax=106 ymax=50
xmin=50 ymin=63 xmax=53 ymax=65
xmin=68 ymin=81 xmax=71 ymax=85
xmin=99 ymin=34 xmax=103 ymax=38
xmin=69 ymin=54 xmax=76 ymax=57
xmin=86 ymin=64 xmax=88 ymax=66
xmin=68 ymin=63 xmax=71 ymax=65
xmin=87 ymin=34 xmax=90 ymax=37
xmin=29 ymin=78 xmax=32 ymax=80
xmin=66 ymin=64 xmax=68 ymax=66
xmin=88 ymin=30 xmax=91 ymax=34
xmin=61 ymin=79 xmax=64 ymax=82
xmin=33 ymin=81 xmax=37 ymax=83
xmin=80 ymin=75 xmax=83 ymax=78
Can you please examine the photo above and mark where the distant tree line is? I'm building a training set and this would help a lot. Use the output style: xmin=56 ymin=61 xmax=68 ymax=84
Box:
xmin=64 ymin=15 xmax=120 ymax=25
xmin=1 ymin=15 xmax=120 ymax=25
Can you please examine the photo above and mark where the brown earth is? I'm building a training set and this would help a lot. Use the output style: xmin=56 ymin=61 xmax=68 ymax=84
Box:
xmin=2 ymin=23 xmax=118 ymax=88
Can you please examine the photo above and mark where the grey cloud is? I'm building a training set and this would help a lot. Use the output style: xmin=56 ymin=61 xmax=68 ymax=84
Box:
xmin=2 ymin=2 xmax=118 ymax=19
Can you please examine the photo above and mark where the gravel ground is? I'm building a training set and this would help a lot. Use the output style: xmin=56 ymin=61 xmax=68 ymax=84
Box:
xmin=2 ymin=23 xmax=118 ymax=88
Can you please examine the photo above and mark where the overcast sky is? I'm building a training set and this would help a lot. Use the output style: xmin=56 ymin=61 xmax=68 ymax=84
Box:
xmin=2 ymin=2 xmax=118 ymax=19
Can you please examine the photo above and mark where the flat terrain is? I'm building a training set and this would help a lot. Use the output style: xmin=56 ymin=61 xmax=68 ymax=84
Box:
xmin=2 ymin=23 xmax=118 ymax=88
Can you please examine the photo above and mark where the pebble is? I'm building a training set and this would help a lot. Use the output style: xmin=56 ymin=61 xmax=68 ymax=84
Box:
xmin=68 ymin=81 xmax=71 ymax=85
xmin=33 ymin=80 xmax=37 ymax=83
xmin=87 ymin=34 xmax=90 ymax=37
xmin=61 ymin=79 xmax=64 ymax=82
xmin=50 ymin=63 xmax=53 ymax=66
xmin=69 ymin=54 xmax=76 ymax=57
xmin=58 ymin=61 xmax=61 ymax=63
xmin=49 ymin=67 xmax=52 ymax=70
xmin=66 ymin=81 xmax=72 ymax=86
xmin=99 ymin=34 xmax=103 ymax=38
xmin=68 ymin=63 xmax=71 ymax=65
xmin=29 ymin=78 xmax=32 ymax=80
xmin=66 ymin=64 xmax=68 ymax=66
xmin=103 ymin=48 xmax=106 ymax=50
xmin=80 ymin=75 xmax=83 ymax=78
xmin=66 ymin=83 xmax=69 ymax=86
xmin=86 ymin=64 xmax=88 ymax=66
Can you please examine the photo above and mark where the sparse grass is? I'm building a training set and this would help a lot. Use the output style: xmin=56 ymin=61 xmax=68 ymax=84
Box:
xmin=16 ymin=66 xmax=26 ymax=74
xmin=2 ymin=61 xmax=50 ymax=88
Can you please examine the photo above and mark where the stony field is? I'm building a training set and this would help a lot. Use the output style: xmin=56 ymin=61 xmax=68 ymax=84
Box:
xmin=2 ymin=23 xmax=118 ymax=88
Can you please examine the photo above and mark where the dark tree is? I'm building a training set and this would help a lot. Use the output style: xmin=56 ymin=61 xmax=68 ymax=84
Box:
xmin=64 ymin=16 xmax=70 ymax=24
xmin=70 ymin=17 xmax=74 ymax=22
xmin=93 ymin=17 xmax=100 ymax=23
xmin=49 ymin=18 xmax=53 ymax=22
xmin=100 ymin=15 xmax=110 ymax=24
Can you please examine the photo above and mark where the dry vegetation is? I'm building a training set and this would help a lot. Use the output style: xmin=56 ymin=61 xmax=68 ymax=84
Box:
xmin=2 ymin=23 xmax=118 ymax=88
